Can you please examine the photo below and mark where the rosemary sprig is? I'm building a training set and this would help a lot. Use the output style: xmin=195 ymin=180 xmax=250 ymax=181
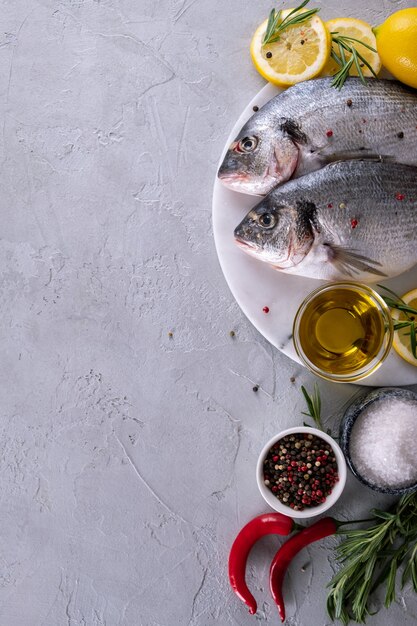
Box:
xmin=301 ymin=383 xmax=324 ymax=431
xmin=327 ymin=493 xmax=417 ymax=624
xmin=262 ymin=0 xmax=319 ymax=46
xmin=330 ymin=32 xmax=378 ymax=90
xmin=377 ymin=284 xmax=417 ymax=359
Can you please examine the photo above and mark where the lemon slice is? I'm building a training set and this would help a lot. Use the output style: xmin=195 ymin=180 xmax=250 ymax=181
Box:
xmin=251 ymin=9 xmax=330 ymax=87
xmin=391 ymin=288 xmax=417 ymax=366
xmin=322 ymin=18 xmax=381 ymax=78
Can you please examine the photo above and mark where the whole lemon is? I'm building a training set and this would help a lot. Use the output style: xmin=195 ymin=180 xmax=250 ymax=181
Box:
xmin=374 ymin=8 xmax=417 ymax=88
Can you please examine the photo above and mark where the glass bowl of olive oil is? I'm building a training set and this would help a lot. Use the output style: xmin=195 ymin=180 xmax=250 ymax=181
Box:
xmin=293 ymin=283 xmax=393 ymax=383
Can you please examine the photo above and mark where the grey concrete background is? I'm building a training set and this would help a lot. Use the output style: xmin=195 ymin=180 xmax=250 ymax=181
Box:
xmin=1 ymin=0 xmax=417 ymax=624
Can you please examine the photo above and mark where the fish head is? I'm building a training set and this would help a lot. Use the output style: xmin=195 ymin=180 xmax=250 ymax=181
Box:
xmin=234 ymin=198 xmax=314 ymax=268
xmin=217 ymin=118 xmax=299 ymax=196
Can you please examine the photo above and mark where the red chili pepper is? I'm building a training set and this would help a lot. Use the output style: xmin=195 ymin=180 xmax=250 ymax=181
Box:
xmin=269 ymin=517 xmax=337 ymax=622
xmin=228 ymin=513 xmax=296 ymax=615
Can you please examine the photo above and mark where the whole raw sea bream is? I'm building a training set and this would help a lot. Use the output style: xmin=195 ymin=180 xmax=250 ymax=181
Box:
xmin=234 ymin=161 xmax=417 ymax=282
xmin=218 ymin=77 xmax=417 ymax=196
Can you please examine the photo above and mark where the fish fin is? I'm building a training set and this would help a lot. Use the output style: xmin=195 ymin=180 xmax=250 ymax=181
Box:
xmin=321 ymin=151 xmax=395 ymax=165
xmin=325 ymin=244 xmax=387 ymax=277
xmin=279 ymin=118 xmax=308 ymax=145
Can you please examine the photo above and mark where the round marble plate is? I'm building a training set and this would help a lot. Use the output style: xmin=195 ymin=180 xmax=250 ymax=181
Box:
xmin=212 ymin=82 xmax=417 ymax=386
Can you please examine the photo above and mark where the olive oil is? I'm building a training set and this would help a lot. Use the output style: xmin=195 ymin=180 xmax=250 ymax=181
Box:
xmin=296 ymin=285 xmax=389 ymax=377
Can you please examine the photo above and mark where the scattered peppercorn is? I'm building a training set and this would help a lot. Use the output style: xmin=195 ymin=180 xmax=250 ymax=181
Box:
xmin=326 ymin=130 xmax=333 ymax=138
xmin=300 ymin=39 xmax=305 ymax=45
xmin=263 ymin=306 xmax=270 ymax=314
xmin=263 ymin=433 xmax=339 ymax=510
xmin=266 ymin=51 xmax=273 ymax=59
xmin=253 ymin=105 xmax=259 ymax=112
xmin=290 ymin=376 xmax=295 ymax=383
xmin=346 ymin=99 xmax=352 ymax=107
xmin=253 ymin=385 xmax=259 ymax=393
xmin=327 ymin=203 xmax=333 ymax=209
xmin=229 ymin=330 xmax=235 ymax=338
xmin=351 ymin=218 xmax=358 ymax=229
xmin=396 ymin=193 xmax=405 ymax=201
xmin=397 ymin=131 xmax=404 ymax=139
xmin=339 ymin=202 xmax=346 ymax=209
xmin=168 ymin=331 xmax=173 ymax=338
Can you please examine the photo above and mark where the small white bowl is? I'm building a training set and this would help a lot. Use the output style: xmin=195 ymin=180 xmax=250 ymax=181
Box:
xmin=256 ymin=426 xmax=347 ymax=519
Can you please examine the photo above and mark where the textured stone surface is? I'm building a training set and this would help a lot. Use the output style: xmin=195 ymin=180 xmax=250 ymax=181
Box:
xmin=1 ymin=0 xmax=417 ymax=624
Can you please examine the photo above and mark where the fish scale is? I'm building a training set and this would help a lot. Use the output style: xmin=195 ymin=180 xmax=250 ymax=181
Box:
xmin=218 ymin=78 xmax=417 ymax=196
xmin=234 ymin=161 xmax=417 ymax=282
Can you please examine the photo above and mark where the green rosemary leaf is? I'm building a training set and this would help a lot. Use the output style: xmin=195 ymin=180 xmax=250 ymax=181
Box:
xmin=263 ymin=9 xmax=276 ymax=44
xmin=371 ymin=509 xmax=395 ymax=521
xmin=262 ymin=0 xmax=319 ymax=46
xmin=412 ymin=559 xmax=417 ymax=592
xmin=391 ymin=304 xmax=417 ymax=315
xmin=354 ymin=48 xmax=378 ymax=78
xmin=393 ymin=321 xmax=413 ymax=331
xmin=301 ymin=385 xmax=314 ymax=414
xmin=330 ymin=33 xmax=378 ymax=90
xmin=263 ymin=9 xmax=281 ymax=45
xmin=384 ymin=557 xmax=398 ymax=607
xmin=333 ymin=33 xmax=377 ymax=53
xmin=326 ymin=594 xmax=336 ymax=621
xmin=376 ymin=284 xmax=417 ymax=358
xmin=331 ymin=55 xmax=354 ymax=89
xmin=377 ymin=284 xmax=408 ymax=306
xmin=351 ymin=48 xmax=366 ymax=85
xmin=300 ymin=384 xmax=324 ymax=430
xmin=410 ymin=322 xmax=417 ymax=358
xmin=403 ymin=544 xmax=417 ymax=589
xmin=331 ymin=48 xmax=343 ymax=66
xmin=314 ymin=382 xmax=321 ymax=416
xmin=338 ymin=41 xmax=347 ymax=66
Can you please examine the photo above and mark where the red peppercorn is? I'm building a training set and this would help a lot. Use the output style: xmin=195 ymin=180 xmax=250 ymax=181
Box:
xmin=351 ymin=218 xmax=358 ymax=229
xmin=263 ymin=306 xmax=270 ymax=313
xmin=327 ymin=203 xmax=333 ymax=208
xmin=396 ymin=193 xmax=405 ymax=201
xmin=326 ymin=130 xmax=333 ymax=137
xmin=272 ymin=455 xmax=279 ymax=462
xmin=291 ymin=461 xmax=298 ymax=467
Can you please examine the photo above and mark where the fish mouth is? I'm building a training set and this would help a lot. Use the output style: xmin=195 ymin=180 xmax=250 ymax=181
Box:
xmin=235 ymin=237 xmax=257 ymax=250
xmin=218 ymin=171 xmax=249 ymax=185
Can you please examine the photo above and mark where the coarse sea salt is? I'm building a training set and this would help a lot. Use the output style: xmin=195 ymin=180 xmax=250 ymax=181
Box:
xmin=350 ymin=397 xmax=417 ymax=489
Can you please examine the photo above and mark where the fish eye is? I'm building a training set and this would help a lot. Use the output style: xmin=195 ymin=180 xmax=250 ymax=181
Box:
xmin=235 ymin=136 xmax=258 ymax=153
xmin=259 ymin=212 xmax=276 ymax=229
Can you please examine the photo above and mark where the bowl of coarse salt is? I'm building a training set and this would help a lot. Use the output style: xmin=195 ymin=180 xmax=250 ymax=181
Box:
xmin=340 ymin=387 xmax=417 ymax=495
